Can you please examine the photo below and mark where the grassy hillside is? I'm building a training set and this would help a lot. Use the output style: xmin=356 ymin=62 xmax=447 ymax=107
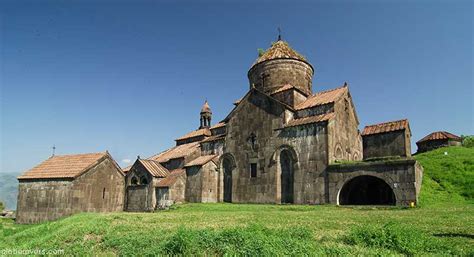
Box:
xmin=415 ymin=146 xmax=474 ymax=205
xmin=0 ymin=172 xmax=19 ymax=210
xmin=0 ymin=146 xmax=473 ymax=255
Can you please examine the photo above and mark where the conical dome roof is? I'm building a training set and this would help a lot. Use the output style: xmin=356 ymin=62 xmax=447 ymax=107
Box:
xmin=252 ymin=40 xmax=307 ymax=67
xmin=200 ymin=100 xmax=211 ymax=114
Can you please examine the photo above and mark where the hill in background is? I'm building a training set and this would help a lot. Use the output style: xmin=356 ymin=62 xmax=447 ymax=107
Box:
xmin=0 ymin=172 xmax=19 ymax=210
xmin=415 ymin=146 xmax=474 ymax=205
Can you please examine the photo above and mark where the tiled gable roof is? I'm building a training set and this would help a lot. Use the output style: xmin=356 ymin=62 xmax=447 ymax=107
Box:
xmin=296 ymin=85 xmax=347 ymax=110
xmin=271 ymin=84 xmax=295 ymax=94
xmin=417 ymin=131 xmax=462 ymax=143
xmin=149 ymin=142 xmax=200 ymax=163
xmin=175 ymin=128 xmax=211 ymax=141
xmin=362 ymin=119 xmax=410 ymax=136
xmin=252 ymin=41 xmax=307 ymax=67
xmin=184 ymin=155 xmax=218 ymax=167
xmin=210 ymin=122 xmax=226 ymax=130
xmin=157 ymin=169 xmax=185 ymax=187
xmin=18 ymin=152 xmax=109 ymax=180
xmin=284 ymin=113 xmax=335 ymax=128
xmin=200 ymin=134 xmax=226 ymax=143
xmin=138 ymin=159 xmax=169 ymax=178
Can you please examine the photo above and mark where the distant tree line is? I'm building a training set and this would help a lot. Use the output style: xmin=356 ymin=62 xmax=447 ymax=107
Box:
xmin=461 ymin=135 xmax=474 ymax=148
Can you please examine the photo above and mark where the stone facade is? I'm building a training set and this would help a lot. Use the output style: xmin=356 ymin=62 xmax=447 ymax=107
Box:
xmin=327 ymin=159 xmax=423 ymax=206
xmin=363 ymin=130 xmax=411 ymax=160
xmin=16 ymin=155 xmax=125 ymax=224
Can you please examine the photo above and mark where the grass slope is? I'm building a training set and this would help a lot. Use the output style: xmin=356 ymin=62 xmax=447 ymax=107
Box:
xmin=0 ymin=146 xmax=473 ymax=255
xmin=415 ymin=146 xmax=474 ymax=205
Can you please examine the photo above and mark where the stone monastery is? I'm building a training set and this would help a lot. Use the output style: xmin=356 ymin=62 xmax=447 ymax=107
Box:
xmin=16 ymin=38 xmax=423 ymax=224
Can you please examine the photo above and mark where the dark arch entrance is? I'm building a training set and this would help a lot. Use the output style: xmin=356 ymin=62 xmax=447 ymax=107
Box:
xmin=223 ymin=157 xmax=233 ymax=203
xmin=280 ymin=150 xmax=294 ymax=204
xmin=339 ymin=176 xmax=395 ymax=205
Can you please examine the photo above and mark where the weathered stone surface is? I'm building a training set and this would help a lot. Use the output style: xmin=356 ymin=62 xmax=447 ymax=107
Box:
xmin=16 ymin=158 xmax=125 ymax=224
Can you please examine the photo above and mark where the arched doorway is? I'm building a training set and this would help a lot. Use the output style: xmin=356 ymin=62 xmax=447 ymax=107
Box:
xmin=222 ymin=157 xmax=234 ymax=203
xmin=280 ymin=150 xmax=294 ymax=204
xmin=339 ymin=176 xmax=396 ymax=205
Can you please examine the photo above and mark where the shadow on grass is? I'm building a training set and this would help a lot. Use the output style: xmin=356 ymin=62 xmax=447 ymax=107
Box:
xmin=433 ymin=233 xmax=474 ymax=239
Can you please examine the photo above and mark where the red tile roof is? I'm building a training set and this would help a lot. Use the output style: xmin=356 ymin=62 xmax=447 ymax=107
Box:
xmin=271 ymin=84 xmax=295 ymax=94
xmin=138 ymin=159 xmax=169 ymax=178
xmin=252 ymin=41 xmax=307 ymax=67
xmin=417 ymin=131 xmax=462 ymax=143
xmin=184 ymin=155 xmax=218 ymax=167
xmin=175 ymin=128 xmax=211 ymax=141
xmin=210 ymin=122 xmax=226 ymax=130
xmin=200 ymin=134 xmax=226 ymax=143
xmin=18 ymin=152 xmax=109 ymax=180
xmin=296 ymin=85 xmax=347 ymax=110
xmin=157 ymin=169 xmax=185 ymax=187
xmin=284 ymin=113 xmax=335 ymax=128
xmin=362 ymin=119 xmax=410 ymax=136
xmin=149 ymin=142 xmax=200 ymax=163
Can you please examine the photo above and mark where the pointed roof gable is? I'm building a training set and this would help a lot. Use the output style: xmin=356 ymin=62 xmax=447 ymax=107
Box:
xmin=296 ymin=85 xmax=347 ymax=110
xmin=417 ymin=131 xmax=462 ymax=143
xmin=18 ymin=152 xmax=111 ymax=180
xmin=184 ymin=154 xmax=218 ymax=167
xmin=137 ymin=159 xmax=169 ymax=178
xmin=223 ymin=87 xmax=294 ymax=122
xmin=149 ymin=142 xmax=200 ymax=163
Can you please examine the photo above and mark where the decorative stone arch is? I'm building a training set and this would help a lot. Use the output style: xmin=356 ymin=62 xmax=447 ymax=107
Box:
xmin=273 ymin=145 xmax=299 ymax=204
xmin=353 ymin=152 xmax=360 ymax=161
xmin=336 ymin=174 xmax=397 ymax=205
xmin=130 ymin=176 xmax=139 ymax=186
xmin=219 ymin=153 xmax=236 ymax=203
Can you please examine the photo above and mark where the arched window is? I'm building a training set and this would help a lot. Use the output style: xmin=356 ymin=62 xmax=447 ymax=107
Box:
xmin=140 ymin=176 xmax=149 ymax=185
xmin=131 ymin=176 xmax=138 ymax=185
xmin=335 ymin=144 xmax=343 ymax=160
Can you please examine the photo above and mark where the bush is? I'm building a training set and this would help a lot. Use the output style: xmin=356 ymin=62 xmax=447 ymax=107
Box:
xmin=461 ymin=135 xmax=474 ymax=148
xmin=345 ymin=222 xmax=457 ymax=255
xmin=0 ymin=201 xmax=4 ymax=212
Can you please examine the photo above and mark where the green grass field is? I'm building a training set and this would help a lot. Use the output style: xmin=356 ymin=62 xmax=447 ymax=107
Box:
xmin=1 ymin=146 xmax=473 ymax=256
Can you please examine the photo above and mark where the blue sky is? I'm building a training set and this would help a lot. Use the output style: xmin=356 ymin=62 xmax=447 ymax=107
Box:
xmin=1 ymin=0 xmax=472 ymax=174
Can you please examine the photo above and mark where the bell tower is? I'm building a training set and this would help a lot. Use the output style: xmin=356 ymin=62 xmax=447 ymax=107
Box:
xmin=200 ymin=100 xmax=212 ymax=129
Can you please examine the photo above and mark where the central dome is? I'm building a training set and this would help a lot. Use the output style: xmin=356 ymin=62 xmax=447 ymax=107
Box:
xmin=248 ymin=40 xmax=314 ymax=96
xmin=251 ymin=40 xmax=308 ymax=68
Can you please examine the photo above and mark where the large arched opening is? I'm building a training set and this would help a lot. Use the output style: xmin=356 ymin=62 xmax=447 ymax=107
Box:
xmin=339 ymin=176 xmax=396 ymax=205
xmin=222 ymin=156 xmax=234 ymax=203
xmin=280 ymin=149 xmax=294 ymax=204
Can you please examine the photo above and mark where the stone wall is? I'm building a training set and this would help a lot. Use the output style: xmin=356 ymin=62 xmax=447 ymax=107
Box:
xmin=327 ymin=159 xmax=423 ymax=206
xmin=16 ymin=157 xmax=125 ymax=224
xmin=272 ymin=88 xmax=308 ymax=108
xmin=125 ymin=185 xmax=148 ymax=211
xmin=185 ymin=166 xmax=202 ymax=202
xmin=327 ymin=93 xmax=362 ymax=163
xmin=416 ymin=139 xmax=461 ymax=153
xmin=169 ymin=174 xmax=186 ymax=203
xmin=363 ymin=130 xmax=411 ymax=159
xmin=125 ymin=161 xmax=156 ymax=211
xmin=223 ymin=90 xmax=329 ymax=204
xmin=248 ymin=59 xmax=314 ymax=96
xmin=185 ymin=162 xmax=218 ymax=203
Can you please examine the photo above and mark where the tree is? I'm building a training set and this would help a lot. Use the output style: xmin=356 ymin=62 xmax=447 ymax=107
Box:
xmin=0 ymin=201 xmax=4 ymax=212
xmin=461 ymin=135 xmax=474 ymax=148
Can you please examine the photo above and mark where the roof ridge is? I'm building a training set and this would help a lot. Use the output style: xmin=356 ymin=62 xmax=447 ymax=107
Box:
xmin=313 ymin=84 xmax=347 ymax=96
xmin=365 ymin=118 xmax=408 ymax=127
xmin=50 ymin=151 xmax=107 ymax=158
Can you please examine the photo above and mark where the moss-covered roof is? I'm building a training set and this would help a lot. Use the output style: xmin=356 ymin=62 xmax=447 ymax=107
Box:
xmin=252 ymin=40 xmax=306 ymax=67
